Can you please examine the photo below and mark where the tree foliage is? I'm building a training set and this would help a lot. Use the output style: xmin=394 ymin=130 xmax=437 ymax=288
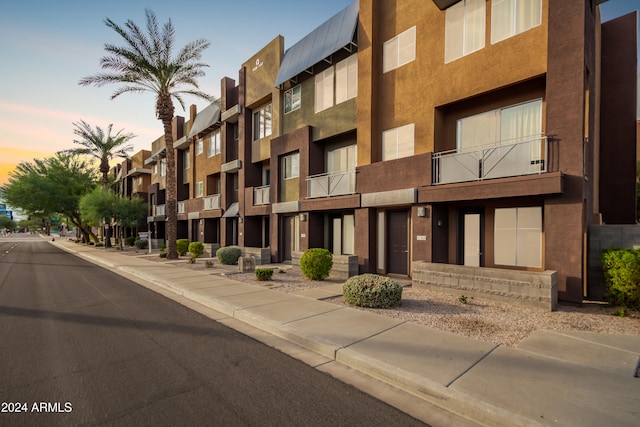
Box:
xmin=79 ymin=9 xmax=213 ymax=259
xmin=0 ymin=154 xmax=98 ymax=241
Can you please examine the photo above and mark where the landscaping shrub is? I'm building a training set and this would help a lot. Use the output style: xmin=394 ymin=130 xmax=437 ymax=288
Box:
xmin=159 ymin=252 xmax=167 ymax=258
xmin=125 ymin=236 xmax=136 ymax=247
xmin=601 ymin=248 xmax=640 ymax=309
xmin=343 ymin=274 xmax=403 ymax=308
xmin=205 ymin=260 xmax=214 ymax=268
xmin=176 ymin=239 xmax=190 ymax=256
xmin=134 ymin=238 xmax=148 ymax=249
xmin=216 ymin=246 xmax=242 ymax=265
xmin=188 ymin=242 xmax=205 ymax=259
xmin=300 ymin=248 xmax=333 ymax=280
xmin=255 ymin=268 xmax=274 ymax=281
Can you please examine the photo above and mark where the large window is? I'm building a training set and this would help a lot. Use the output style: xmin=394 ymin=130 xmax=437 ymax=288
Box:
xmin=195 ymin=138 xmax=203 ymax=156
xmin=282 ymin=153 xmax=300 ymax=179
xmin=327 ymin=144 xmax=357 ymax=173
xmin=456 ymin=99 xmax=542 ymax=151
xmin=315 ymin=54 xmax=358 ymax=113
xmin=253 ymin=103 xmax=272 ymax=141
xmin=494 ymin=207 xmax=542 ymax=268
xmin=491 ymin=0 xmax=542 ymax=44
xmin=160 ymin=158 xmax=166 ymax=177
xmin=208 ymin=130 xmax=221 ymax=157
xmin=445 ymin=0 xmax=485 ymax=63
xmin=382 ymin=124 xmax=414 ymax=161
xmin=284 ymin=85 xmax=301 ymax=114
xmin=383 ymin=26 xmax=416 ymax=73
xmin=183 ymin=148 xmax=190 ymax=170
xmin=195 ymin=181 xmax=204 ymax=198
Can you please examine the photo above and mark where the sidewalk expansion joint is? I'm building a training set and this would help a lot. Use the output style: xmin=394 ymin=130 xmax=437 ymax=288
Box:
xmin=280 ymin=306 xmax=344 ymax=326
xmin=445 ymin=343 xmax=500 ymax=388
xmin=339 ymin=320 xmax=408 ymax=352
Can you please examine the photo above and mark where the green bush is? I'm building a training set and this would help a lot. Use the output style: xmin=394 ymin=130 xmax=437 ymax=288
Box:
xmin=255 ymin=268 xmax=274 ymax=281
xmin=125 ymin=236 xmax=136 ymax=247
xmin=188 ymin=242 xmax=205 ymax=259
xmin=343 ymin=274 xmax=403 ymax=308
xmin=134 ymin=238 xmax=148 ymax=249
xmin=95 ymin=242 xmax=104 ymax=247
xmin=176 ymin=239 xmax=190 ymax=256
xmin=159 ymin=252 xmax=167 ymax=258
xmin=216 ymin=246 xmax=242 ymax=265
xmin=601 ymin=248 xmax=640 ymax=309
xmin=300 ymin=248 xmax=333 ymax=280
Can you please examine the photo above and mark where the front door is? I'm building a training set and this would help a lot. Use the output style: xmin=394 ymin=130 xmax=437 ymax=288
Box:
xmin=191 ymin=220 xmax=200 ymax=242
xmin=463 ymin=212 xmax=482 ymax=267
xmin=387 ymin=210 xmax=409 ymax=275
xmin=282 ymin=216 xmax=293 ymax=262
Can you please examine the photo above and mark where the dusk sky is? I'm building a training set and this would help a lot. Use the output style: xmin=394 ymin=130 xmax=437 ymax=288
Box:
xmin=0 ymin=0 xmax=638 ymax=187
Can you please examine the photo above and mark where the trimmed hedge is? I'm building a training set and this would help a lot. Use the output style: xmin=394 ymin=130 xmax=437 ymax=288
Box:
xmin=601 ymin=248 xmax=640 ymax=309
xmin=176 ymin=239 xmax=190 ymax=256
xmin=188 ymin=242 xmax=205 ymax=259
xmin=343 ymin=274 xmax=403 ymax=308
xmin=134 ymin=238 xmax=147 ymax=249
xmin=300 ymin=248 xmax=333 ymax=281
xmin=255 ymin=268 xmax=274 ymax=281
xmin=216 ymin=246 xmax=242 ymax=265
xmin=125 ymin=236 xmax=136 ymax=247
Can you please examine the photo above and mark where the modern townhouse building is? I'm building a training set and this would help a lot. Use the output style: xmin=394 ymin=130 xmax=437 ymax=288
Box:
xmin=138 ymin=0 xmax=635 ymax=305
xmin=111 ymin=149 xmax=151 ymax=240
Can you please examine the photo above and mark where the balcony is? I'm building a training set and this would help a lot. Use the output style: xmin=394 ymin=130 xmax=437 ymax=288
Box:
xmin=203 ymin=194 xmax=221 ymax=210
xmin=432 ymin=136 xmax=548 ymax=185
xmin=253 ymin=185 xmax=271 ymax=205
xmin=177 ymin=201 xmax=185 ymax=214
xmin=306 ymin=170 xmax=356 ymax=199
xmin=154 ymin=204 xmax=165 ymax=216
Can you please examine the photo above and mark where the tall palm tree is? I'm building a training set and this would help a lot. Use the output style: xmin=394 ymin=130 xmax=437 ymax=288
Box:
xmin=79 ymin=9 xmax=213 ymax=259
xmin=60 ymin=120 xmax=135 ymax=247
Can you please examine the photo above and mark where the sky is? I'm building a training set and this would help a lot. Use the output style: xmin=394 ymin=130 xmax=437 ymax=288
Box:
xmin=0 ymin=0 xmax=638 ymax=188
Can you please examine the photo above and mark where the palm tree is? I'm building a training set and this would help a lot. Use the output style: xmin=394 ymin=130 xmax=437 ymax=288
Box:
xmin=79 ymin=9 xmax=213 ymax=259
xmin=60 ymin=121 xmax=135 ymax=248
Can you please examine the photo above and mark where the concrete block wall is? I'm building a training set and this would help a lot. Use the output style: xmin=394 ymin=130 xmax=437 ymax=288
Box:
xmin=588 ymin=225 xmax=640 ymax=300
xmin=412 ymin=261 xmax=558 ymax=311
xmin=241 ymin=247 xmax=271 ymax=265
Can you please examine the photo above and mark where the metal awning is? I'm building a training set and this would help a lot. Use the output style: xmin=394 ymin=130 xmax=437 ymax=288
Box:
xmin=432 ymin=0 xmax=461 ymax=10
xmin=274 ymin=1 xmax=358 ymax=87
xmin=222 ymin=202 xmax=239 ymax=218
xmin=126 ymin=167 xmax=151 ymax=177
xmin=188 ymin=101 xmax=221 ymax=140
xmin=144 ymin=147 xmax=166 ymax=165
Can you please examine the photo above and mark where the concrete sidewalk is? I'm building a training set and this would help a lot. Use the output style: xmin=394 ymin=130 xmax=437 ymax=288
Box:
xmin=52 ymin=240 xmax=640 ymax=427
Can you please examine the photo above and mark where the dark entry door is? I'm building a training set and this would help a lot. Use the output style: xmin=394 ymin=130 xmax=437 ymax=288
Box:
xmin=387 ymin=210 xmax=409 ymax=275
xmin=191 ymin=220 xmax=200 ymax=243
xmin=282 ymin=216 xmax=293 ymax=261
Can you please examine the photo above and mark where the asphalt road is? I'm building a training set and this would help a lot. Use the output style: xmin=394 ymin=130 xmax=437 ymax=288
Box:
xmin=0 ymin=235 xmax=426 ymax=426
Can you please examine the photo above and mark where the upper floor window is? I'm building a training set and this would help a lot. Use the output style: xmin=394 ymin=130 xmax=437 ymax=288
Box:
xmin=195 ymin=181 xmax=204 ymax=198
xmin=491 ymin=0 xmax=542 ymax=44
xmin=183 ymin=148 xmax=190 ymax=170
xmin=382 ymin=124 xmax=415 ymax=161
xmin=253 ymin=104 xmax=272 ymax=141
xmin=383 ymin=26 xmax=416 ymax=73
xmin=284 ymin=85 xmax=302 ymax=114
xmin=445 ymin=0 xmax=485 ymax=63
xmin=208 ymin=130 xmax=221 ymax=157
xmin=327 ymin=144 xmax=357 ymax=173
xmin=195 ymin=138 xmax=203 ymax=156
xmin=283 ymin=152 xmax=300 ymax=179
xmin=315 ymin=54 xmax=358 ymax=113
xmin=160 ymin=158 xmax=166 ymax=177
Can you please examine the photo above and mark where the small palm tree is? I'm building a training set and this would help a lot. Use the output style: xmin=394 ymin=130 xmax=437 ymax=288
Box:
xmin=62 ymin=120 xmax=135 ymax=191
xmin=60 ymin=121 xmax=135 ymax=247
xmin=79 ymin=9 xmax=213 ymax=259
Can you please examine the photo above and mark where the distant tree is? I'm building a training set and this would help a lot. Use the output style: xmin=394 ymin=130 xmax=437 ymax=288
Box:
xmin=79 ymin=9 xmax=213 ymax=259
xmin=115 ymin=196 xmax=147 ymax=245
xmin=0 ymin=215 xmax=16 ymax=232
xmin=1 ymin=154 xmax=98 ymax=242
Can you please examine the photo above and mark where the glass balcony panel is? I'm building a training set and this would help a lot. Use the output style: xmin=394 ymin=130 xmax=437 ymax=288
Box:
xmin=253 ymin=185 xmax=271 ymax=205
xmin=203 ymin=194 xmax=220 ymax=210
xmin=307 ymin=170 xmax=356 ymax=198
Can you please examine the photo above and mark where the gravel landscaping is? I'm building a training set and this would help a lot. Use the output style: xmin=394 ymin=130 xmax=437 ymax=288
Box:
xmin=120 ymin=249 xmax=640 ymax=348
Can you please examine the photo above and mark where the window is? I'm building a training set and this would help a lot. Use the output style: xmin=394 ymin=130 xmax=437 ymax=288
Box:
xmin=195 ymin=138 xmax=203 ymax=155
xmin=456 ymin=99 xmax=542 ymax=151
xmin=315 ymin=67 xmax=334 ymax=113
xmin=383 ymin=26 xmax=416 ymax=73
xmin=284 ymin=85 xmax=301 ymax=114
xmin=336 ymin=54 xmax=358 ymax=104
xmin=382 ymin=124 xmax=414 ymax=161
xmin=195 ymin=181 xmax=204 ymax=198
xmin=445 ymin=0 xmax=485 ymax=63
xmin=183 ymin=149 xmax=190 ymax=170
xmin=283 ymin=153 xmax=300 ymax=179
xmin=491 ymin=0 xmax=542 ymax=44
xmin=331 ymin=214 xmax=355 ymax=255
xmin=494 ymin=207 xmax=542 ymax=268
xmin=153 ymin=163 xmax=158 ymax=175
xmin=160 ymin=158 xmax=166 ymax=177
xmin=253 ymin=103 xmax=272 ymax=141
xmin=208 ymin=130 xmax=221 ymax=157
xmin=327 ymin=144 xmax=357 ymax=173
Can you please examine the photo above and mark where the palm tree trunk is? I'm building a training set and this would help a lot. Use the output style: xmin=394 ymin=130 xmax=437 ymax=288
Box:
xmin=159 ymin=96 xmax=178 ymax=259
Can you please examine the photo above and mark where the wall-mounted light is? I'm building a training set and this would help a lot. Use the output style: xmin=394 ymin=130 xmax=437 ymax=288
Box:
xmin=437 ymin=220 xmax=443 ymax=227
xmin=299 ymin=213 xmax=307 ymax=222
xmin=417 ymin=207 xmax=427 ymax=217
xmin=238 ymin=217 xmax=243 ymax=223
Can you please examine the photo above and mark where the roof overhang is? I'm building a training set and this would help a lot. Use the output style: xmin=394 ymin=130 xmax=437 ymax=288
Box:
xmin=174 ymin=135 xmax=189 ymax=150
xmin=188 ymin=101 xmax=221 ymax=140
xmin=144 ymin=148 xmax=165 ymax=165
xmin=221 ymin=104 xmax=241 ymax=123
xmin=274 ymin=1 xmax=359 ymax=87
xmin=432 ymin=0 xmax=461 ymax=10
xmin=126 ymin=168 xmax=152 ymax=177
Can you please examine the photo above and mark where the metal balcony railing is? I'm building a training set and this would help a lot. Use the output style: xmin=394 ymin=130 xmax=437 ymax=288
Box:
xmin=203 ymin=194 xmax=221 ymax=210
xmin=154 ymin=204 xmax=165 ymax=216
xmin=253 ymin=185 xmax=270 ymax=205
xmin=306 ymin=169 xmax=356 ymax=198
xmin=432 ymin=135 xmax=548 ymax=185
